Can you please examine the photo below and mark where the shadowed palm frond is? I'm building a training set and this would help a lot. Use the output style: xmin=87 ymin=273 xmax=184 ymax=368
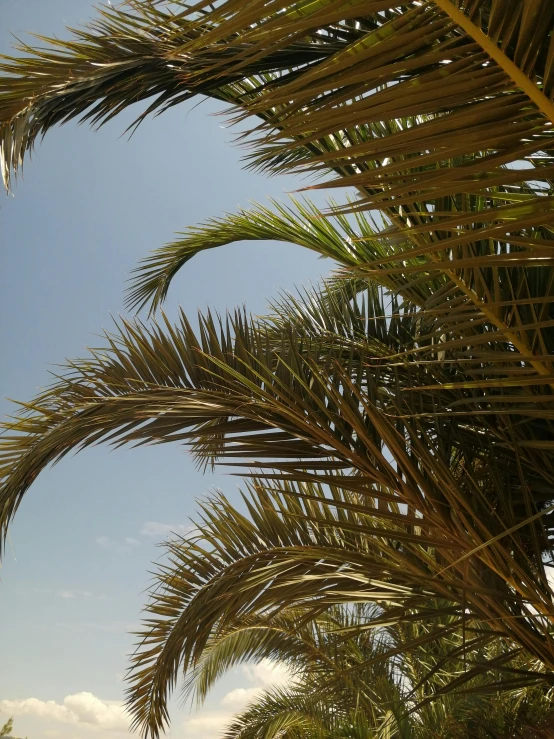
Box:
xmin=223 ymin=663 xmax=554 ymax=739
xmin=125 ymin=480 xmax=554 ymax=738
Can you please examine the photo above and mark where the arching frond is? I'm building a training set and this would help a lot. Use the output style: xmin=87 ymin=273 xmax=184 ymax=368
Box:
xmin=0 ymin=0 xmax=343 ymax=191
xmin=125 ymin=195 xmax=437 ymax=315
xmin=2 ymin=288 xmax=554 ymax=679
xmin=4 ymin=1 xmax=554 ymax=420
xmin=125 ymin=479 xmax=554 ymax=738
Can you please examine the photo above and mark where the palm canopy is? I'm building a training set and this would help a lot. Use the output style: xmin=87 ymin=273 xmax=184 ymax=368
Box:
xmin=2 ymin=281 xmax=554 ymax=694
xmin=126 ymin=483 xmax=554 ymax=738
xmin=216 ymin=606 xmax=554 ymax=739
xmin=2 ymin=0 xmax=554 ymax=431
xmin=2 ymin=0 xmax=554 ymax=730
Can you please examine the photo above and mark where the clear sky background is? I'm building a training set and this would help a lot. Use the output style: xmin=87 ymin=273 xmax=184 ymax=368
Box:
xmin=0 ymin=2 xmax=330 ymax=737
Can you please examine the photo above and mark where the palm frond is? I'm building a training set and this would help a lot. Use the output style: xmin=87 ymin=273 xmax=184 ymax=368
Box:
xmin=222 ymin=686 xmax=332 ymax=739
xmin=125 ymin=478 xmax=554 ymax=738
xmin=4 ymin=1 xmax=554 ymax=403
xmin=2 ymin=291 xmax=554 ymax=665
xmin=0 ymin=0 xmax=342 ymax=191
xmin=125 ymin=195 xmax=438 ymax=314
xmin=179 ymin=0 xmax=554 ymax=402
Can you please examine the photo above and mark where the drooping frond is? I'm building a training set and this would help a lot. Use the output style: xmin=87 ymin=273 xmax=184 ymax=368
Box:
xmin=0 ymin=0 xmax=344 ymax=191
xmin=181 ymin=605 xmax=380 ymax=706
xmin=2 ymin=288 xmax=554 ymax=666
xmin=4 ymin=1 xmax=554 ymax=415
xmin=157 ymin=0 xmax=554 ymax=413
xmin=125 ymin=478 xmax=554 ymax=738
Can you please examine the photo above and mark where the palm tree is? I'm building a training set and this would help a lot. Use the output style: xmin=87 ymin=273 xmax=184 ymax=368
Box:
xmin=1 ymin=0 xmax=554 ymax=731
xmin=129 ymin=500 xmax=554 ymax=739
xmin=221 ymin=612 xmax=554 ymax=739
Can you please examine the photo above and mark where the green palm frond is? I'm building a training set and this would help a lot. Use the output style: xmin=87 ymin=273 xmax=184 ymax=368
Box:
xmin=181 ymin=606 xmax=371 ymax=706
xmin=222 ymin=687 xmax=350 ymax=739
xmin=223 ymin=637 xmax=554 ymax=739
xmin=125 ymin=195 xmax=434 ymax=314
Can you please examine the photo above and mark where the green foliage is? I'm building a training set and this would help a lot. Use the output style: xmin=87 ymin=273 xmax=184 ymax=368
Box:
xmin=126 ymin=474 xmax=554 ymax=737
xmin=211 ymin=603 xmax=554 ymax=739
xmin=0 ymin=717 xmax=24 ymax=739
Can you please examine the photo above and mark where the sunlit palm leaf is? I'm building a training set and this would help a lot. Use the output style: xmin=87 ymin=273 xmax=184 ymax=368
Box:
xmin=3 ymin=1 xmax=554 ymax=417
xmin=125 ymin=195 xmax=431 ymax=314
xmin=2 ymin=288 xmax=553 ymax=656
xmin=0 ymin=0 xmax=343 ymax=191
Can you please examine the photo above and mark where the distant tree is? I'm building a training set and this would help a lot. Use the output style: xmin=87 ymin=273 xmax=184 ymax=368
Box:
xmin=0 ymin=717 xmax=24 ymax=739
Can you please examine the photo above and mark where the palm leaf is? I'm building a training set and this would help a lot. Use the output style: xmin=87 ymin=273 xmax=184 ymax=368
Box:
xmin=2 ymin=287 xmax=554 ymax=660
xmin=4 ymin=1 xmax=554 ymax=407
xmin=125 ymin=195 xmax=433 ymax=314
xmin=125 ymin=479 xmax=554 ymax=738
xmin=0 ymin=0 xmax=343 ymax=191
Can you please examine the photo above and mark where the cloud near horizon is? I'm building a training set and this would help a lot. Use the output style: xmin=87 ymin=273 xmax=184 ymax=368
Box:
xmin=95 ymin=536 xmax=140 ymax=553
xmin=0 ymin=660 xmax=293 ymax=739
xmin=0 ymin=692 xmax=130 ymax=733
xmin=57 ymin=589 xmax=93 ymax=599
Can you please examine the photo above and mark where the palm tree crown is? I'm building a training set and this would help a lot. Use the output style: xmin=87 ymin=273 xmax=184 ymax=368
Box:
xmin=1 ymin=2 xmax=554 ymax=736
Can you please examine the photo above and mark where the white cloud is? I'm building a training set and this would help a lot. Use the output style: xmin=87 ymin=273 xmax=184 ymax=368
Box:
xmin=0 ymin=692 xmax=130 ymax=733
xmin=217 ymin=660 xmax=292 ymax=713
xmin=0 ymin=663 xmax=292 ymax=739
xmin=57 ymin=589 xmax=93 ymax=599
xmin=182 ymin=710 xmax=241 ymax=739
xmin=242 ymin=658 xmax=291 ymax=688
xmin=221 ymin=687 xmax=262 ymax=709
xmin=139 ymin=521 xmax=193 ymax=538
xmin=95 ymin=536 xmax=140 ymax=553
xmin=184 ymin=713 xmax=234 ymax=732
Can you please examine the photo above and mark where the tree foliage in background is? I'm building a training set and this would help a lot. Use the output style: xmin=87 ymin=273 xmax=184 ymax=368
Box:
xmin=1 ymin=1 xmax=554 ymax=737
xmin=0 ymin=717 xmax=24 ymax=739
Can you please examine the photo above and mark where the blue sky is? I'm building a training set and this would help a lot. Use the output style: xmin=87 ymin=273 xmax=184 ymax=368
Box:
xmin=0 ymin=2 xmax=329 ymax=736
